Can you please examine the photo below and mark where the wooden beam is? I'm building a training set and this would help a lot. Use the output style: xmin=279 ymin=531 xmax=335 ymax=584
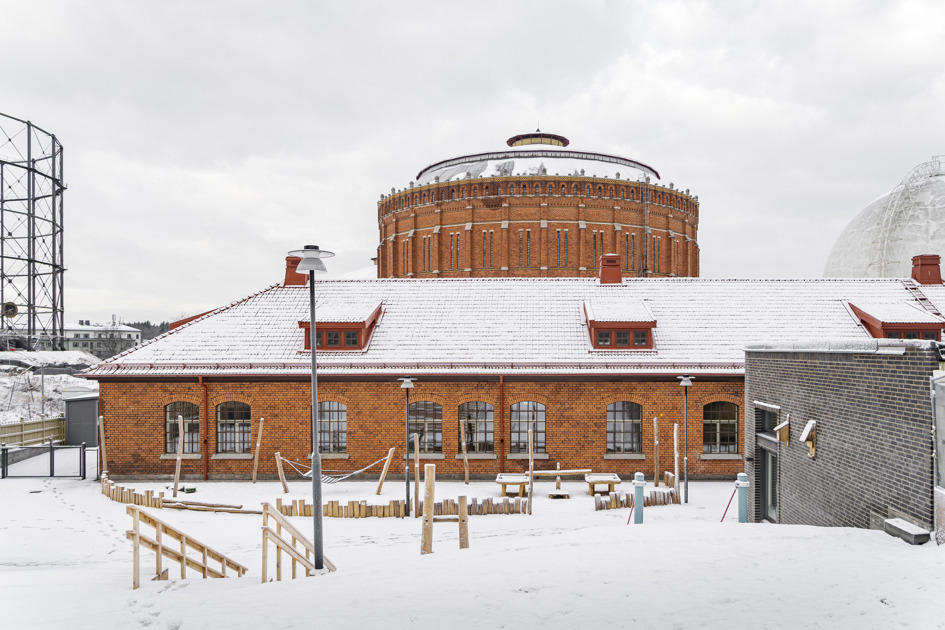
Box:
xmin=421 ymin=464 xmax=435 ymax=554
xmin=251 ymin=417 xmax=265 ymax=484
xmin=375 ymin=447 xmax=396 ymax=495
xmin=274 ymin=451 xmax=288 ymax=494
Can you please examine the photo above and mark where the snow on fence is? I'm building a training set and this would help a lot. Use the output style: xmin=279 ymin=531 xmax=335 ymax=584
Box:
xmin=594 ymin=487 xmax=678 ymax=512
xmin=0 ymin=416 xmax=64 ymax=446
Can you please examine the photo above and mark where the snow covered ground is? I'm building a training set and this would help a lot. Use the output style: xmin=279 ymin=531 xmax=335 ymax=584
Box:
xmin=1 ymin=457 xmax=942 ymax=630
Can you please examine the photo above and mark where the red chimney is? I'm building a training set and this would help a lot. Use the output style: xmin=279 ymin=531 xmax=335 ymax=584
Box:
xmin=911 ymin=254 xmax=942 ymax=285
xmin=599 ymin=253 xmax=622 ymax=284
xmin=284 ymin=256 xmax=307 ymax=286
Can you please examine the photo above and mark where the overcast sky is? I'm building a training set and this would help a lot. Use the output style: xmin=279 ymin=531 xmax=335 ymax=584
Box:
xmin=2 ymin=0 xmax=944 ymax=324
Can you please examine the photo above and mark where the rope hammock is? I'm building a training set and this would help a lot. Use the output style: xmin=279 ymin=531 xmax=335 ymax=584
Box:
xmin=279 ymin=453 xmax=393 ymax=484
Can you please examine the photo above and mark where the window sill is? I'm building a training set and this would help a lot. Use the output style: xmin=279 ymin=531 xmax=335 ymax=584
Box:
xmin=455 ymin=453 xmax=497 ymax=460
xmin=318 ymin=453 xmax=349 ymax=460
xmin=402 ymin=453 xmax=445 ymax=460
xmin=603 ymin=453 xmax=645 ymax=460
xmin=159 ymin=453 xmax=202 ymax=460
xmin=700 ymin=454 xmax=742 ymax=460
xmin=211 ymin=453 xmax=254 ymax=460
xmin=507 ymin=453 xmax=549 ymax=460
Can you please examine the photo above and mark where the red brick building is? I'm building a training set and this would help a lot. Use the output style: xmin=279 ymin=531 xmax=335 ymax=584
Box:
xmin=83 ymin=254 xmax=945 ymax=480
xmin=377 ymin=131 xmax=700 ymax=279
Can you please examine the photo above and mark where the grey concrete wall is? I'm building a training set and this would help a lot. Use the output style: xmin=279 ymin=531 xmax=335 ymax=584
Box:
xmin=745 ymin=344 xmax=936 ymax=530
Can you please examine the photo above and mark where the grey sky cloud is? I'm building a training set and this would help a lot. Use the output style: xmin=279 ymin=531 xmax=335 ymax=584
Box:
xmin=2 ymin=0 xmax=943 ymax=323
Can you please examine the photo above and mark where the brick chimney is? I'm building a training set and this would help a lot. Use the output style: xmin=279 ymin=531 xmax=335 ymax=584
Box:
xmin=911 ymin=254 xmax=942 ymax=285
xmin=599 ymin=253 xmax=622 ymax=284
xmin=284 ymin=256 xmax=307 ymax=286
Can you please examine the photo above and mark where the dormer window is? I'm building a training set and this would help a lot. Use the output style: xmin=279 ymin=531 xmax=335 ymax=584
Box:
xmin=848 ymin=302 xmax=943 ymax=342
xmin=584 ymin=300 xmax=656 ymax=350
xmin=299 ymin=301 xmax=382 ymax=352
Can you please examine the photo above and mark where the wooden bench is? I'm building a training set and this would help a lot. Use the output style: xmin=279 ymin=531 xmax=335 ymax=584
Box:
xmin=495 ymin=473 xmax=529 ymax=497
xmin=585 ymin=473 xmax=622 ymax=495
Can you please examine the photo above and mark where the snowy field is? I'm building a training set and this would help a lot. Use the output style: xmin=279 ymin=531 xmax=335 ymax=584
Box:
xmin=0 ymin=367 xmax=96 ymax=425
xmin=1 ymin=455 xmax=943 ymax=629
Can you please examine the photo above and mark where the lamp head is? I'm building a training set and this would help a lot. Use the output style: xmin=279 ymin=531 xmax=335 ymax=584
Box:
xmin=398 ymin=376 xmax=416 ymax=389
xmin=677 ymin=374 xmax=693 ymax=387
xmin=289 ymin=245 xmax=335 ymax=274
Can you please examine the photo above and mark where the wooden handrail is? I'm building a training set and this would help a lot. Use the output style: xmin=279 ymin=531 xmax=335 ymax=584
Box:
xmin=126 ymin=505 xmax=247 ymax=589
xmin=261 ymin=502 xmax=336 ymax=582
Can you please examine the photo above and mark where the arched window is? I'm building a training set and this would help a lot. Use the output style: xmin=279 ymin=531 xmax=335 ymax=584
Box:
xmin=165 ymin=401 xmax=199 ymax=454
xmin=450 ymin=189 xmax=456 ymax=200
xmin=572 ymin=184 xmax=579 ymax=195
xmin=458 ymin=401 xmax=494 ymax=453
xmin=561 ymin=184 xmax=566 ymax=195
xmin=318 ymin=401 xmax=346 ymax=453
xmin=609 ymin=187 xmax=614 ymax=198
xmin=597 ymin=186 xmax=603 ymax=197
xmin=586 ymin=185 xmax=592 ymax=196
xmin=472 ymin=186 xmax=478 ymax=197
xmin=510 ymin=401 xmax=546 ymax=453
xmin=422 ymin=192 xmax=427 ymax=203
xmin=703 ymin=402 xmax=739 ymax=454
xmin=409 ymin=401 xmax=442 ymax=453
xmin=484 ymin=185 xmax=490 ymax=196
xmin=216 ymin=401 xmax=251 ymax=454
xmin=461 ymin=187 xmax=466 ymax=199
xmin=414 ymin=194 xmax=419 ymax=205
xmin=606 ymin=402 xmax=642 ymax=454
xmin=440 ymin=191 xmax=445 ymax=201
xmin=510 ymin=183 xmax=516 ymax=195
xmin=629 ymin=189 xmax=635 ymax=201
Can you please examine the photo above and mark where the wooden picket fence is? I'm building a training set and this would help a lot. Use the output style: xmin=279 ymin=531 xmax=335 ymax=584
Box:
xmin=594 ymin=487 xmax=678 ymax=511
xmin=102 ymin=473 xmax=165 ymax=508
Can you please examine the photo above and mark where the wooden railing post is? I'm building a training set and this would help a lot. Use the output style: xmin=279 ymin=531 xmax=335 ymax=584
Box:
xmin=421 ymin=464 xmax=435 ymax=554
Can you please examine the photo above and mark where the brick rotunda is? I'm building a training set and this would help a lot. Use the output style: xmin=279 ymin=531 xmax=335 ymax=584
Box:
xmin=377 ymin=131 xmax=700 ymax=279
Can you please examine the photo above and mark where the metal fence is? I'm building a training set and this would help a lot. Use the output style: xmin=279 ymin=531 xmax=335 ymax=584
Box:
xmin=0 ymin=417 xmax=65 ymax=446
xmin=1 ymin=441 xmax=89 ymax=479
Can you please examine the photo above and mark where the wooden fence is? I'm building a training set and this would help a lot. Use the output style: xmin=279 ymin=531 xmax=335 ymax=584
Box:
xmin=0 ymin=417 xmax=65 ymax=446
xmin=271 ymin=495 xmax=530 ymax=519
xmin=594 ymin=487 xmax=678 ymax=511
xmin=102 ymin=473 xmax=165 ymax=508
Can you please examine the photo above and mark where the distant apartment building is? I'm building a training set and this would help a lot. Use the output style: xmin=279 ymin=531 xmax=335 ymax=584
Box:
xmin=65 ymin=319 xmax=141 ymax=359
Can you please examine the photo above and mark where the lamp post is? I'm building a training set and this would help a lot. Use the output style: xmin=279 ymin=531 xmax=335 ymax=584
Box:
xmin=677 ymin=374 xmax=693 ymax=504
xmin=289 ymin=244 xmax=334 ymax=571
xmin=398 ymin=377 xmax=416 ymax=515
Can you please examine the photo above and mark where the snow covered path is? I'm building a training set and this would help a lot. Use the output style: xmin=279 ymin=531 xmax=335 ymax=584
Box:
xmin=0 ymin=473 xmax=942 ymax=629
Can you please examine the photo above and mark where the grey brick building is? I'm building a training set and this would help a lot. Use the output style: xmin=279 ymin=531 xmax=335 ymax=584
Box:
xmin=744 ymin=340 xmax=940 ymax=532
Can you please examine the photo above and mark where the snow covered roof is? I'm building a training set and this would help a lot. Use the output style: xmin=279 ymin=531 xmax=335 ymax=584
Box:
xmin=82 ymin=276 xmax=945 ymax=379
xmin=849 ymin=300 xmax=944 ymax=324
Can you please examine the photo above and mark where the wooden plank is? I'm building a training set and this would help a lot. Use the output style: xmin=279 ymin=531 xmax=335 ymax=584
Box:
xmin=274 ymin=451 xmax=289 ymax=494
xmin=98 ymin=415 xmax=108 ymax=475
xmin=413 ymin=434 xmax=420 ymax=519
xmin=459 ymin=417 xmax=469 ymax=485
xmin=458 ymin=496 xmax=469 ymax=549
xmin=251 ymin=417 xmax=265 ymax=484
xmin=527 ymin=428 xmax=534 ymax=515
xmin=375 ymin=447 xmax=396 ymax=495
xmin=172 ymin=415 xmax=184 ymax=498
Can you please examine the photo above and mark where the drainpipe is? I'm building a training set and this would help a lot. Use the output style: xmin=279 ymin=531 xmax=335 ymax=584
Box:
xmin=499 ymin=375 xmax=506 ymax=473
xmin=199 ymin=375 xmax=209 ymax=480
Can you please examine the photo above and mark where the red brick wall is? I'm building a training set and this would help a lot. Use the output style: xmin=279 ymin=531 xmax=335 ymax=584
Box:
xmin=98 ymin=377 xmax=743 ymax=480
xmin=377 ymin=176 xmax=699 ymax=279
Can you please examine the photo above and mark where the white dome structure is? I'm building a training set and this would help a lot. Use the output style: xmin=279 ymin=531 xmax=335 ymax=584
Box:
xmin=824 ymin=156 xmax=945 ymax=278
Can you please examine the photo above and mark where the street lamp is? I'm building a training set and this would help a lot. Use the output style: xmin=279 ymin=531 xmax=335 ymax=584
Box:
xmin=289 ymin=244 xmax=334 ymax=571
xmin=398 ymin=377 xmax=416 ymax=515
xmin=677 ymin=374 xmax=694 ymax=504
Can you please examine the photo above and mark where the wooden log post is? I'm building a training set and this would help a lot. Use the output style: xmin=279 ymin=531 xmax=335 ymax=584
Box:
xmin=413 ymin=434 xmax=420 ymax=519
xmin=653 ymin=417 xmax=660 ymax=487
xmin=460 ymin=417 xmax=470 ymax=485
xmin=421 ymin=464 xmax=435 ymax=554
xmin=251 ymin=417 xmax=265 ymax=484
xmin=274 ymin=451 xmax=289 ymax=494
xmin=132 ymin=506 xmax=140 ymax=590
xmin=172 ymin=415 xmax=184 ymax=498
xmin=458 ymin=495 xmax=469 ymax=549
xmin=527 ymin=428 xmax=534 ymax=515
xmin=375 ymin=447 xmax=396 ymax=495
xmin=673 ymin=423 xmax=680 ymax=501
xmin=98 ymin=415 xmax=108 ymax=476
